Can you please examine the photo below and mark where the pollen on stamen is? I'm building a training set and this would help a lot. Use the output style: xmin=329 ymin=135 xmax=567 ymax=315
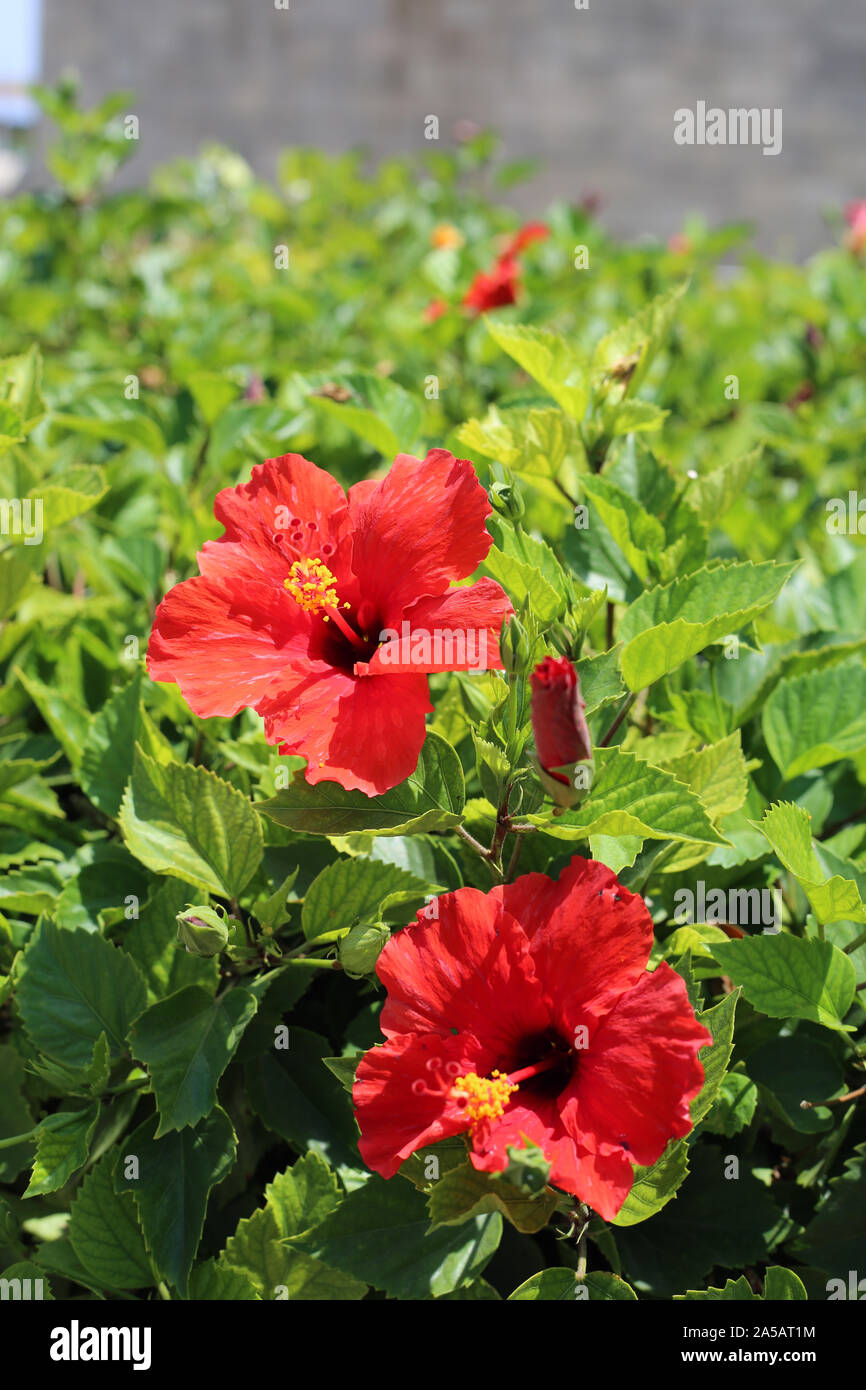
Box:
xmin=283 ymin=556 xmax=340 ymax=614
xmin=450 ymin=1069 xmax=517 ymax=1131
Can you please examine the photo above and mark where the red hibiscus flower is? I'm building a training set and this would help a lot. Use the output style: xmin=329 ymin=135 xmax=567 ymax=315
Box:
xmin=422 ymin=297 xmax=448 ymax=323
xmin=146 ymin=449 xmax=511 ymax=795
xmin=843 ymin=199 xmax=866 ymax=254
xmin=462 ymin=255 xmax=521 ymax=315
xmin=501 ymin=221 xmax=550 ymax=258
xmin=530 ymin=655 xmax=592 ymax=783
xmin=354 ymin=857 xmax=711 ymax=1220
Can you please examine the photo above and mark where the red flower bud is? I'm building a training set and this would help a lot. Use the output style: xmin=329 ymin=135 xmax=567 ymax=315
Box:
xmin=530 ymin=655 xmax=592 ymax=782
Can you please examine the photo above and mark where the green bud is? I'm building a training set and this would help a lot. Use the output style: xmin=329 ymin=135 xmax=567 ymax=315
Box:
xmin=176 ymin=904 xmax=230 ymax=957
xmin=502 ymin=1141 xmax=552 ymax=1195
xmin=500 ymin=613 xmax=531 ymax=677
xmin=338 ymin=923 xmax=390 ymax=978
xmin=488 ymin=465 xmax=525 ymax=521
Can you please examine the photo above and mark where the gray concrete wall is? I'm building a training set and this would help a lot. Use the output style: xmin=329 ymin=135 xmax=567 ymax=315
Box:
xmin=29 ymin=0 xmax=866 ymax=254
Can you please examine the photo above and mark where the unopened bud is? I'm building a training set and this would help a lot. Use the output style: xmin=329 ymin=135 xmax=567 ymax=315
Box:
xmin=488 ymin=468 xmax=525 ymax=522
xmin=500 ymin=613 xmax=531 ymax=677
xmin=176 ymin=905 xmax=230 ymax=957
xmin=530 ymin=655 xmax=594 ymax=809
xmin=339 ymin=923 xmax=390 ymax=978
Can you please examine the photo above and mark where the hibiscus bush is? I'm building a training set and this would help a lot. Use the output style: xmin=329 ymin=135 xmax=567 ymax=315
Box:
xmin=1 ymin=86 xmax=865 ymax=1304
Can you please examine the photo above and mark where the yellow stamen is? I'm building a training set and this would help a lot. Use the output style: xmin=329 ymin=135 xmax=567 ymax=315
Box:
xmin=450 ymin=1069 xmax=517 ymax=1132
xmin=284 ymin=557 xmax=339 ymax=615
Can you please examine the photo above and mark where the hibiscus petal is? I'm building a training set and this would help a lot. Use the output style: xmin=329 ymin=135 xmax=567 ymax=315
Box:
xmin=201 ymin=452 xmax=353 ymax=588
xmin=146 ymin=575 xmax=305 ymax=716
xmin=256 ymin=664 xmax=432 ymax=796
xmin=572 ymin=963 xmax=712 ymax=1169
xmin=492 ymin=857 xmax=654 ymax=1039
xmin=466 ymin=1092 xmax=586 ymax=1197
xmin=354 ymin=1031 xmax=489 ymax=1178
xmin=347 ymin=450 xmax=494 ymax=625
xmin=356 ymin=579 xmax=511 ymax=675
xmin=378 ymin=889 xmax=550 ymax=1056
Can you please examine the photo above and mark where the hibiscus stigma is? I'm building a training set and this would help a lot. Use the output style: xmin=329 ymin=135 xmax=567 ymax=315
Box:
xmin=284 ymin=556 xmax=367 ymax=649
xmin=451 ymin=1069 xmax=518 ymax=1131
xmin=283 ymin=556 xmax=340 ymax=615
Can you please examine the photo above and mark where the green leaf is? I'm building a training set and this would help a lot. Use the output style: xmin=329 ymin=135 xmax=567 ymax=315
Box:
xmin=310 ymin=373 xmax=421 ymax=455
xmin=117 ymin=1108 xmax=236 ymax=1296
xmin=763 ymin=664 xmax=866 ymax=780
xmin=0 ymin=548 xmax=37 ymax=619
xmin=509 ymin=1270 xmax=637 ymax=1300
xmin=129 ymin=986 xmax=258 ymax=1134
xmin=579 ymin=474 xmax=666 ymax=582
xmin=618 ymin=561 xmax=796 ymax=691
xmin=186 ymin=1258 xmax=259 ymax=1300
xmin=663 ymin=732 xmax=749 ymax=823
xmin=186 ymin=370 xmax=239 ymax=425
xmin=16 ymin=921 xmax=147 ymax=1067
xmin=753 ymin=802 xmax=866 ymax=926
xmin=675 ymin=1267 xmax=807 ymax=1300
xmin=703 ymin=1072 xmax=759 ymax=1137
xmin=691 ymin=989 xmax=739 ymax=1124
xmin=80 ymin=673 xmax=142 ymax=817
xmin=291 ymin=1173 xmax=501 ymax=1299
xmin=608 ymin=400 xmax=669 ymax=436
xmin=51 ymin=408 xmax=164 ymax=457
xmin=712 ymin=935 xmax=856 ymax=1032
xmin=748 ymin=1032 xmax=845 ymax=1134
xmin=69 ymin=1150 xmax=154 ymax=1291
xmin=535 ymin=746 xmax=727 ymax=847
xmin=485 ymin=322 xmax=588 ymax=418
xmin=222 ymin=1153 xmax=366 ymax=1301
xmin=616 ymin=1144 xmax=784 ymax=1297
xmin=34 ymin=465 xmax=108 ymax=527
xmin=12 ymin=667 xmax=91 ymax=766
xmin=244 ymin=1030 xmax=362 ymax=1180
xmin=611 ymin=1140 xmax=690 ymax=1227
xmin=482 ymin=544 xmax=564 ymax=622
xmin=427 ymin=1161 xmax=558 ymax=1234
xmin=792 ymin=1145 xmax=866 ymax=1278
xmin=256 ymin=731 xmax=464 ymax=836
xmin=119 ymin=746 xmax=264 ymax=897
xmin=591 ymin=283 xmax=687 ymax=396
xmin=686 ymin=450 xmax=759 ymax=523
xmin=576 ymin=645 xmax=626 ymax=715
xmin=302 ymin=857 xmax=422 ymax=941
xmin=25 ymin=1105 xmax=100 ymax=1196
xmin=0 ymin=1047 xmax=35 ymax=1181
xmin=458 ymin=405 xmax=574 ymax=479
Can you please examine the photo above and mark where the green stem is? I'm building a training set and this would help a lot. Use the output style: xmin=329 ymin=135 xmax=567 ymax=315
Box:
xmin=455 ymin=823 xmax=490 ymax=858
xmin=109 ymin=1074 xmax=150 ymax=1097
xmin=0 ymin=1127 xmax=38 ymax=1150
xmin=599 ymin=692 xmax=637 ymax=747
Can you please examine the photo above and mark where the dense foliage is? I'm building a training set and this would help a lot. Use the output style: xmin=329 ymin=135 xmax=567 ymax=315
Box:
xmin=1 ymin=86 xmax=865 ymax=1303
